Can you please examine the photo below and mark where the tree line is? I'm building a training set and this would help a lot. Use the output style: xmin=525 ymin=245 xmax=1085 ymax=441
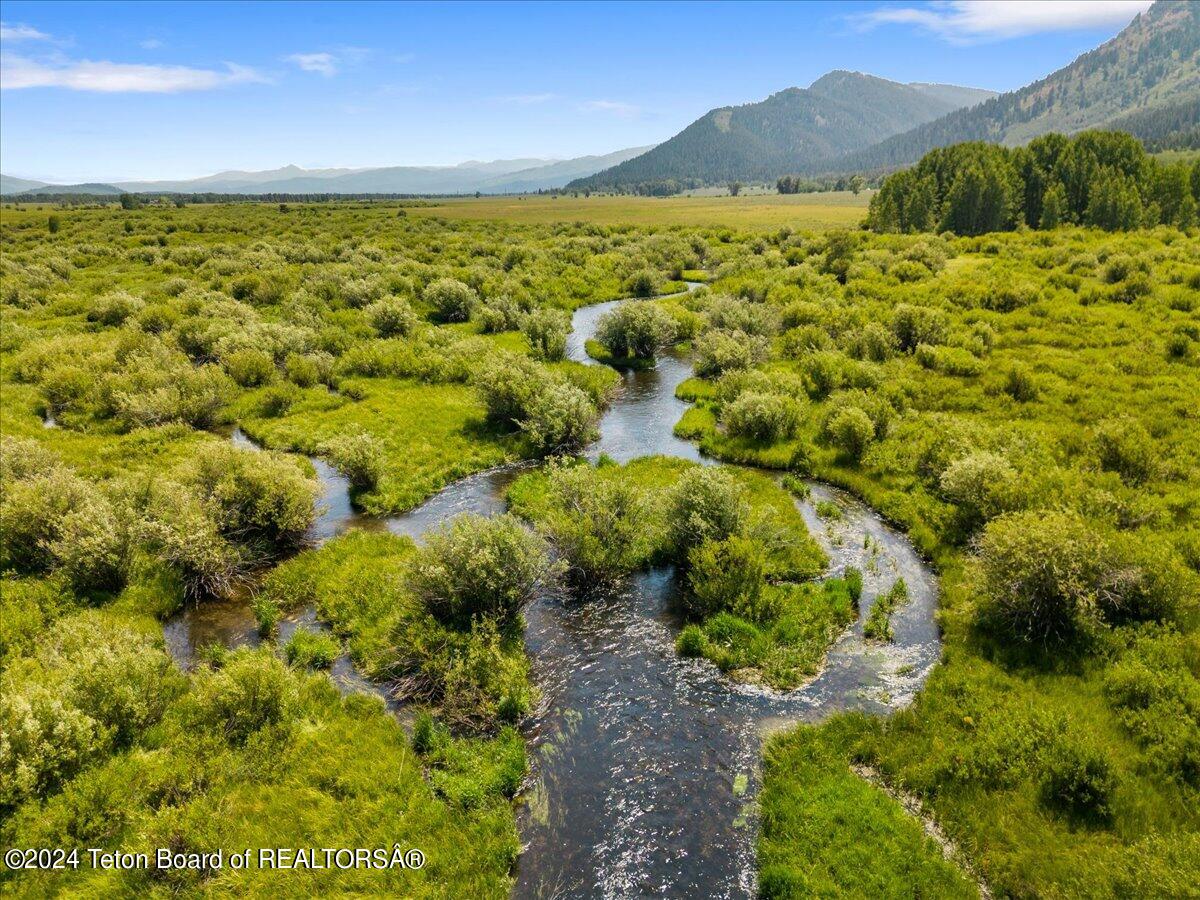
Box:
xmin=7 ymin=191 xmax=442 ymax=206
xmin=777 ymin=174 xmax=867 ymax=195
xmin=867 ymin=130 xmax=1200 ymax=235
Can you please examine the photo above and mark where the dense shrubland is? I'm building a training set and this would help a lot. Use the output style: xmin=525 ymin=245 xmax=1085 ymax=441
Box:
xmin=0 ymin=203 xmax=703 ymax=513
xmin=0 ymin=202 xmax=703 ymax=894
xmin=2 ymin=197 xmax=1197 ymax=895
xmin=651 ymin=219 xmax=1199 ymax=893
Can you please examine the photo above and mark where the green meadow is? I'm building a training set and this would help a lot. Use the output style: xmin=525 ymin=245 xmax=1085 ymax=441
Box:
xmin=2 ymin=151 xmax=1197 ymax=898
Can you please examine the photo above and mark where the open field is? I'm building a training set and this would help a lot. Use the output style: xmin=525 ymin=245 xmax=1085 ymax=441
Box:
xmin=411 ymin=190 xmax=872 ymax=230
xmin=1154 ymin=148 xmax=1200 ymax=164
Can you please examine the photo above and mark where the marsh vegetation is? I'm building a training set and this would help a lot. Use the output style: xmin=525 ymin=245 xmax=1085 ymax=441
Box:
xmin=2 ymin=169 xmax=1197 ymax=897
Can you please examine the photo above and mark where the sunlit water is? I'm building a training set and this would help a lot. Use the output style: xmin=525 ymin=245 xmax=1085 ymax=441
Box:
xmin=164 ymin=284 xmax=941 ymax=897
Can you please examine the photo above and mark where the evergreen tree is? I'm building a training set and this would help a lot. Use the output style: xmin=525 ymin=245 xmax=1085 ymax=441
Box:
xmin=1085 ymin=169 xmax=1143 ymax=231
xmin=1040 ymin=182 xmax=1068 ymax=229
xmin=1177 ymin=192 xmax=1197 ymax=230
xmin=940 ymin=164 xmax=1014 ymax=236
xmin=869 ymin=130 xmax=1196 ymax=236
xmin=906 ymin=175 xmax=937 ymax=232
xmin=1152 ymin=163 xmax=1195 ymax=227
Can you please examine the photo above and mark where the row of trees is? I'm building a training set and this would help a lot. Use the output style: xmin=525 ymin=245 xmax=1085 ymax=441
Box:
xmin=777 ymin=174 xmax=866 ymax=195
xmin=868 ymin=131 xmax=1200 ymax=235
xmin=8 ymin=191 xmax=440 ymax=206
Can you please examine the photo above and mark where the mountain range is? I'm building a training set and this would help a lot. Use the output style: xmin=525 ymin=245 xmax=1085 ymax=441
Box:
xmin=0 ymin=175 xmax=51 ymax=195
xmin=1 ymin=147 xmax=653 ymax=197
xmin=819 ymin=0 xmax=1199 ymax=176
xmin=571 ymin=0 xmax=1196 ymax=190
xmin=5 ymin=1 xmax=1196 ymax=199
xmin=567 ymin=73 xmax=997 ymax=191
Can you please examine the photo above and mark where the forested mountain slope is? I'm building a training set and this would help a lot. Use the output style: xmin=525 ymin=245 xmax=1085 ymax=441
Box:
xmin=567 ymin=72 xmax=994 ymax=192
xmin=823 ymin=0 xmax=1199 ymax=175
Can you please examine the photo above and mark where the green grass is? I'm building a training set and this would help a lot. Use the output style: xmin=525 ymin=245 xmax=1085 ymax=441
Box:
xmin=665 ymin=224 xmax=1200 ymax=896
xmin=283 ymin=628 xmax=340 ymax=669
xmin=1 ymin=610 xmax=521 ymax=898
xmin=679 ymin=579 xmax=855 ymax=688
xmin=240 ymin=378 xmax=520 ymax=515
xmin=0 ymin=380 xmax=222 ymax=479
xmin=862 ymin=578 xmax=908 ymax=642
xmin=1153 ymin=148 xmax=1200 ymax=165
xmin=759 ymin=714 xmax=978 ymax=898
xmin=410 ymin=191 xmax=870 ymax=230
xmin=255 ymin=529 xmax=419 ymax=676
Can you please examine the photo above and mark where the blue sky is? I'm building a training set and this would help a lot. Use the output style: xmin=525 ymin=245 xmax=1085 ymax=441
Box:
xmin=1 ymin=0 xmax=1153 ymax=182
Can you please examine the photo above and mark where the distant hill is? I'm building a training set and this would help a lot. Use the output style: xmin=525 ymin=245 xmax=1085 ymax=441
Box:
xmin=821 ymin=0 xmax=1199 ymax=175
xmin=16 ymin=183 xmax=124 ymax=196
xmin=1 ymin=147 xmax=655 ymax=198
xmin=211 ymin=146 xmax=655 ymax=195
xmin=0 ymin=175 xmax=48 ymax=195
xmin=567 ymin=72 xmax=995 ymax=192
xmin=476 ymin=149 xmax=659 ymax=193
xmin=112 ymin=164 xmax=374 ymax=193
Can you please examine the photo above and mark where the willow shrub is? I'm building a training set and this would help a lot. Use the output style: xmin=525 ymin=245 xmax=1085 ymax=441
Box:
xmin=722 ymin=391 xmax=803 ymax=442
xmin=666 ymin=466 xmax=749 ymax=560
xmin=409 ymin=513 xmax=553 ymax=632
xmin=685 ymin=535 xmax=771 ymax=622
xmin=520 ymin=308 xmax=570 ymax=361
xmin=322 ymin=427 xmax=385 ymax=491
xmin=187 ymin=443 xmax=317 ymax=553
xmin=532 ymin=461 xmax=651 ymax=586
xmin=594 ymin=300 xmax=677 ymax=359
xmin=423 ymin=277 xmax=477 ymax=323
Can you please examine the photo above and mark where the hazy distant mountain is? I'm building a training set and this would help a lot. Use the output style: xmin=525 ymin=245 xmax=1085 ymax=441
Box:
xmin=2 ymin=147 xmax=655 ymax=197
xmin=0 ymin=175 xmax=48 ymax=194
xmin=567 ymin=72 xmax=996 ymax=191
xmin=476 ymin=149 xmax=658 ymax=192
xmin=821 ymin=0 xmax=1199 ymax=174
xmin=11 ymin=182 xmax=124 ymax=196
xmin=907 ymin=83 xmax=999 ymax=109
xmin=193 ymin=147 xmax=654 ymax=194
xmin=448 ymin=158 xmax=558 ymax=176
xmin=113 ymin=164 xmax=373 ymax=193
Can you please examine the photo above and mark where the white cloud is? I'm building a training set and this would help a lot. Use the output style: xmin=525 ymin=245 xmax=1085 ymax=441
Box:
xmin=499 ymin=92 xmax=557 ymax=104
xmin=1 ymin=22 xmax=51 ymax=41
xmin=1 ymin=55 xmax=267 ymax=92
xmin=140 ymin=39 xmax=164 ymax=50
xmin=854 ymin=0 xmax=1152 ymax=43
xmin=581 ymin=99 xmax=640 ymax=118
xmin=286 ymin=48 xmax=371 ymax=77
xmin=286 ymin=52 xmax=338 ymax=76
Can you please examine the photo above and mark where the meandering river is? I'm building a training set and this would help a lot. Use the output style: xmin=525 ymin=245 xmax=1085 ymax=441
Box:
xmin=165 ymin=285 xmax=941 ymax=898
